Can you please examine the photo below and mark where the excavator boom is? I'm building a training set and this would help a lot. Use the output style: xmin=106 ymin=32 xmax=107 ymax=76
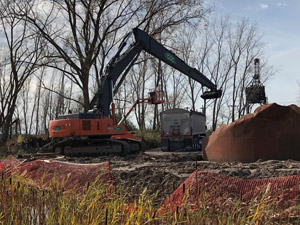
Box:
xmin=97 ymin=28 xmax=221 ymax=117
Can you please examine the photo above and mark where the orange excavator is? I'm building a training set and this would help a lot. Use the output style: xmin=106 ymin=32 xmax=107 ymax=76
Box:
xmin=41 ymin=28 xmax=221 ymax=155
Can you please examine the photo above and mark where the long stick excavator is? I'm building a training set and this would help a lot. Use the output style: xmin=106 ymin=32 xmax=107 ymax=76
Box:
xmin=41 ymin=28 xmax=221 ymax=155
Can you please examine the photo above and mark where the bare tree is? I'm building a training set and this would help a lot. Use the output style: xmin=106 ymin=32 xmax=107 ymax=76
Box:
xmin=12 ymin=0 xmax=210 ymax=115
xmin=9 ymin=0 xmax=133 ymax=111
xmin=196 ymin=16 xmax=275 ymax=130
xmin=19 ymin=77 xmax=32 ymax=134
xmin=113 ymin=0 xmax=211 ymax=129
xmin=0 ymin=1 xmax=47 ymax=144
xmin=228 ymin=19 xmax=260 ymax=121
xmin=130 ymin=54 xmax=152 ymax=129
xmin=34 ymin=70 xmax=45 ymax=134
xmin=201 ymin=17 xmax=233 ymax=130
xmin=174 ymin=26 xmax=204 ymax=111
xmin=297 ymin=81 xmax=300 ymax=106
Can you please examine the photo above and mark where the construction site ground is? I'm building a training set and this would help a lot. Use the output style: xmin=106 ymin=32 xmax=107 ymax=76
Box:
xmin=50 ymin=148 xmax=300 ymax=205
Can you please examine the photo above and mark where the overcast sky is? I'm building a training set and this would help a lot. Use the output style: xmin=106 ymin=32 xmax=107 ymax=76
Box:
xmin=208 ymin=0 xmax=300 ymax=106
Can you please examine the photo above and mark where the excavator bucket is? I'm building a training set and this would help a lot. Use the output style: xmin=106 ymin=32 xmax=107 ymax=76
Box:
xmin=201 ymin=89 xmax=222 ymax=99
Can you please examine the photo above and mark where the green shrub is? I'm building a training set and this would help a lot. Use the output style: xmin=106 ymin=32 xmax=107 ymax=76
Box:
xmin=135 ymin=129 xmax=161 ymax=150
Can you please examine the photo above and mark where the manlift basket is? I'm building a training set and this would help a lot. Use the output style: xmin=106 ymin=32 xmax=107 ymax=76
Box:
xmin=148 ymin=88 xmax=165 ymax=104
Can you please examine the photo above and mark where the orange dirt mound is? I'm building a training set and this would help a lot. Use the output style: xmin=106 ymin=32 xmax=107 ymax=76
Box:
xmin=203 ymin=103 xmax=300 ymax=162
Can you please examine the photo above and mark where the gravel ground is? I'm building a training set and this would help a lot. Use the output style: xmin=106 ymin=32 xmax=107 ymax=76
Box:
xmin=56 ymin=149 xmax=300 ymax=205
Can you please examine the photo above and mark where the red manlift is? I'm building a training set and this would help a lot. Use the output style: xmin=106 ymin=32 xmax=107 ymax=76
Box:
xmin=117 ymin=89 xmax=164 ymax=126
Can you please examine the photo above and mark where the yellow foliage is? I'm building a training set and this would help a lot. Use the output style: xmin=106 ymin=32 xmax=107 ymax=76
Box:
xmin=17 ymin=135 xmax=24 ymax=144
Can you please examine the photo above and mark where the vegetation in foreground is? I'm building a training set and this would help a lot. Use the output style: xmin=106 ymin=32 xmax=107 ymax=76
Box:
xmin=0 ymin=172 xmax=299 ymax=225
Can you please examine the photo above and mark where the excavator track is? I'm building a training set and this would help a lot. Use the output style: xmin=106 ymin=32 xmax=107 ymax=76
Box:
xmin=39 ymin=137 xmax=144 ymax=156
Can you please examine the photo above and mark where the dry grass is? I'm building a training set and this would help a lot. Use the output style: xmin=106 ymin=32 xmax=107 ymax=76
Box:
xmin=0 ymin=171 xmax=299 ymax=225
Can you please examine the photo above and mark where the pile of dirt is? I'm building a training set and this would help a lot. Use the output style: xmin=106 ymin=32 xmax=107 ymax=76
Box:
xmin=204 ymin=103 xmax=300 ymax=162
xmin=58 ymin=152 xmax=199 ymax=205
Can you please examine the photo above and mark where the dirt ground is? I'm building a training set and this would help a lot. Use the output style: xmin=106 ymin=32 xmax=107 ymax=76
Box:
xmin=54 ymin=148 xmax=300 ymax=205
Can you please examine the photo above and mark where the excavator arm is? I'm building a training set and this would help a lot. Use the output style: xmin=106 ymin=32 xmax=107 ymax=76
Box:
xmin=133 ymin=28 xmax=217 ymax=90
xmin=96 ymin=28 xmax=222 ymax=117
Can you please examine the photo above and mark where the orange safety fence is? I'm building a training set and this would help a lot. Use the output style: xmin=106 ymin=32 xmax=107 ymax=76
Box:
xmin=159 ymin=169 xmax=300 ymax=215
xmin=0 ymin=156 xmax=111 ymax=191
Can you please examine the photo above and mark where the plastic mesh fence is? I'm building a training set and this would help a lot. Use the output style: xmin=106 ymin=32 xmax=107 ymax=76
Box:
xmin=160 ymin=169 xmax=300 ymax=215
xmin=0 ymin=156 xmax=111 ymax=191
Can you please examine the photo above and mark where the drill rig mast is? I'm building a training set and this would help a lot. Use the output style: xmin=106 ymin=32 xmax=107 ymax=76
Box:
xmin=245 ymin=58 xmax=267 ymax=113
